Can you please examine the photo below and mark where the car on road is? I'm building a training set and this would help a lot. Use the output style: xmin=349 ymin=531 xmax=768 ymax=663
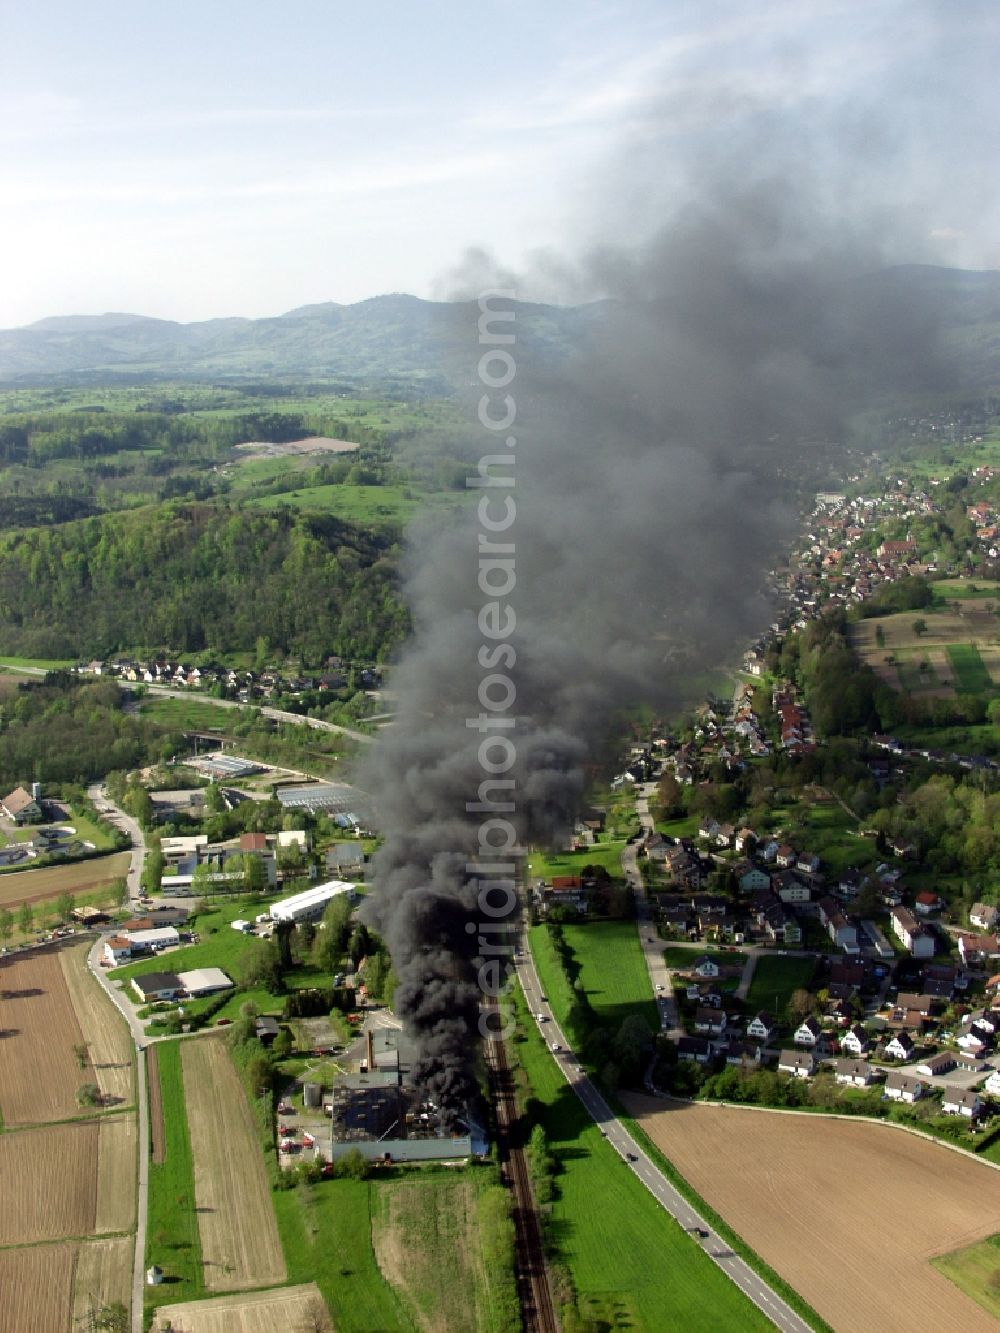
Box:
xmin=551 ymin=1043 xmax=562 ymax=1052
xmin=536 ymin=1013 xmax=548 ymax=1022
xmin=625 ymin=1152 xmax=638 ymax=1162
xmin=655 ymin=983 xmax=664 ymax=991
xmin=691 ymin=1227 xmax=709 ymax=1238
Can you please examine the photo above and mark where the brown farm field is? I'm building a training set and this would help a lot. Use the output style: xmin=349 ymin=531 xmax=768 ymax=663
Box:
xmin=849 ymin=604 xmax=1000 ymax=697
xmin=0 ymin=1241 xmax=77 ymax=1333
xmin=0 ymin=944 xmax=90 ymax=1124
xmin=0 ymin=1121 xmax=99 ymax=1243
xmin=626 ymin=1095 xmax=1000 ymax=1333
xmin=60 ymin=939 xmax=133 ymax=1105
xmin=181 ymin=1036 xmax=287 ymax=1291
xmin=0 ymin=851 xmax=131 ymax=908
xmin=73 ymin=1237 xmax=133 ymax=1331
xmin=152 ymin=1283 xmax=331 ymax=1333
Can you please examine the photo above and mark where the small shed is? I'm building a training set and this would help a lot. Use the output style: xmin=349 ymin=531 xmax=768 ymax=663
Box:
xmin=303 ymin=1081 xmax=323 ymax=1109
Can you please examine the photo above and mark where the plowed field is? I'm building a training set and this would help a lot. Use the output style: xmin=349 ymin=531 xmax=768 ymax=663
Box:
xmin=626 ymin=1095 xmax=1000 ymax=1333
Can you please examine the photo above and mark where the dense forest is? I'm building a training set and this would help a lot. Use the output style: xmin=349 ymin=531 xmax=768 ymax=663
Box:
xmin=0 ymin=676 xmax=157 ymax=787
xmin=0 ymin=502 xmax=408 ymax=661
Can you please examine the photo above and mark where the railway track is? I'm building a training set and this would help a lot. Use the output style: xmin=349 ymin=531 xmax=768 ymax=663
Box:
xmin=485 ymin=1020 xmax=559 ymax=1333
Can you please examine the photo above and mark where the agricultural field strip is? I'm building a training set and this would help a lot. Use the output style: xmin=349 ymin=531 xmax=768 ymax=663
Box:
xmin=60 ymin=941 xmax=133 ymax=1105
xmin=180 ymin=1037 xmax=286 ymax=1292
xmin=152 ymin=1282 xmax=329 ymax=1333
xmin=0 ymin=1240 xmax=77 ymax=1333
xmin=0 ymin=851 xmax=131 ymax=903
xmin=626 ymin=1095 xmax=1000 ymax=1333
xmin=0 ymin=946 xmax=92 ymax=1125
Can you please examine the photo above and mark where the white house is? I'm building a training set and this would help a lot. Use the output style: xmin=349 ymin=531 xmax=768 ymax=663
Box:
xmin=884 ymin=1032 xmax=916 ymax=1062
xmin=941 ymin=1087 xmax=984 ymax=1118
xmin=890 ymin=907 xmax=935 ymax=959
xmin=970 ymin=903 xmax=1000 ymax=932
xmin=834 ymin=1058 xmax=875 ymax=1087
xmin=693 ymin=956 xmax=721 ymax=978
xmin=840 ymin=1025 xmax=871 ymax=1058
xmin=794 ymin=1016 xmax=822 ymax=1047
xmin=747 ymin=1012 xmax=778 ymax=1043
xmin=103 ymin=937 xmax=132 ymax=966
xmin=983 ymin=1069 xmax=1000 ymax=1097
xmin=885 ymin=1071 xmax=924 ymax=1103
xmin=778 ymin=1050 xmax=815 ymax=1078
xmin=693 ymin=1007 xmax=727 ymax=1036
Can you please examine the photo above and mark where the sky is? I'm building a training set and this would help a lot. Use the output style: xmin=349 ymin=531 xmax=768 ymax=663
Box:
xmin=0 ymin=0 xmax=997 ymax=327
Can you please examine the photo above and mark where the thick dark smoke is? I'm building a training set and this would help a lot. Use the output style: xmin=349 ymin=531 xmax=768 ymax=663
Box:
xmin=358 ymin=16 xmax=983 ymax=1120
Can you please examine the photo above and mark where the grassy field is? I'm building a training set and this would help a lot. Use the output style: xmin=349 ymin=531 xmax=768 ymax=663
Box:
xmin=528 ymin=840 xmax=628 ymax=882
xmin=371 ymin=1173 xmax=518 ymax=1333
xmin=510 ymin=985 xmax=769 ymax=1331
xmin=745 ymin=954 xmax=817 ymax=1017
xmin=145 ymin=1040 xmax=205 ymax=1306
xmin=931 ymin=579 xmax=1000 ymax=603
xmin=181 ymin=1037 xmax=286 ymax=1291
xmin=662 ymin=946 xmax=747 ymax=970
xmin=932 ymin=1233 xmax=1000 ymax=1321
xmin=248 ymin=481 xmax=465 ymax=526
xmin=559 ymin=921 xmax=658 ymax=1029
xmin=947 ymin=642 xmax=994 ymax=693
xmin=141 ymin=695 xmax=241 ymax=730
xmin=0 ymin=655 xmax=75 ymax=672
xmin=273 ymin=1179 xmax=410 ymax=1333
xmin=111 ymin=895 xmax=275 ymax=987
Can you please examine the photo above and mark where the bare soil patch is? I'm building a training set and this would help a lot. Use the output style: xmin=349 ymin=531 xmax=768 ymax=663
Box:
xmin=626 ymin=1094 xmax=1000 ymax=1333
xmin=181 ymin=1036 xmax=286 ymax=1291
xmin=73 ymin=1236 xmax=132 ymax=1330
xmin=60 ymin=940 xmax=132 ymax=1105
xmin=0 ymin=945 xmax=89 ymax=1124
xmin=152 ymin=1283 xmax=331 ymax=1333
xmin=147 ymin=1043 xmax=166 ymax=1164
xmin=0 ymin=851 xmax=131 ymax=908
xmin=0 ymin=1241 xmax=76 ymax=1333
xmin=0 ymin=1121 xmax=99 ymax=1243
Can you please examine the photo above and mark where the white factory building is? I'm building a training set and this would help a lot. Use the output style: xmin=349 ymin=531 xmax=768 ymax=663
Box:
xmin=269 ymin=880 xmax=356 ymax=924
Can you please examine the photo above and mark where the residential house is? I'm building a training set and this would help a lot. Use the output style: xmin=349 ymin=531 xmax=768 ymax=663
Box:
xmin=773 ymin=871 xmax=812 ymax=905
xmin=914 ymin=891 xmax=943 ymax=916
xmin=941 ymin=1087 xmax=984 ymax=1119
xmin=0 ymin=786 xmax=42 ymax=825
xmin=793 ymin=1016 xmax=822 ymax=1047
xmin=676 ymin=1036 xmax=713 ymax=1064
xmin=884 ymin=1071 xmax=925 ymax=1103
xmin=693 ymin=1007 xmax=727 ymax=1037
xmin=739 ymin=866 xmax=771 ymax=894
xmin=884 ymin=1032 xmax=916 ymax=1061
xmin=958 ymin=934 xmax=1000 ymax=968
xmin=970 ymin=903 xmax=1000 ymax=932
xmin=747 ymin=1012 xmax=778 ymax=1043
xmin=722 ymin=1040 xmax=763 ymax=1067
xmin=692 ymin=956 xmax=721 ymax=978
xmin=778 ymin=1050 xmax=815 ymax=1078
xmin=840 ymin=1025 xmax=871 ymax=1058
xmin=818 ymin=896 xmax=859 ymax=953
xmin=834 ymin=1059 xmax=875 ymax=1087
xmin=783 ymin=918 xmax=803 ymax=946
xmin=775 ymin=845 xmax=797 ymax=869
xmin=103 ymin=937 xmax=132 ymax=966
xmin=983 ymin=1069 xmax=1000 ymax=1097
xmin=890 ymin=907 xmax=935 ymax=959
xmin=796 ymin=853 xmax=821 ymax=876
xmin=956 ymin=1052 xmax=987 ymax=1073
xmin=957 ymin=1031 xmax=990 ymax=1059
xmin=894 ymin=992 xmax=938 ymax=1019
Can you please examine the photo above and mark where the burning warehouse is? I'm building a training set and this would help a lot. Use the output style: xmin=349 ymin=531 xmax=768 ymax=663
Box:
xmin=328 ymin=1026 xmax=485 ymax=1163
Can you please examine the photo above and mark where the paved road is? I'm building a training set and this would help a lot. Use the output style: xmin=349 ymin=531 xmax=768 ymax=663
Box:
xmin=87 ymin=781 xmax=146 ymax=908
xmin=621 ymin=786 xmax=684 ymax=1039
xmin=516 ymin=940 xmax=810 ymax=1332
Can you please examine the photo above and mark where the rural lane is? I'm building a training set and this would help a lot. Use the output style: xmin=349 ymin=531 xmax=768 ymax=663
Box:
xmin=516 ymin=940 xmax=811 ymax=1333
xmin=620 ymin=786 xmax=684 ymax=1040
xmin=87 ymin=780 xmax=146 ymax=908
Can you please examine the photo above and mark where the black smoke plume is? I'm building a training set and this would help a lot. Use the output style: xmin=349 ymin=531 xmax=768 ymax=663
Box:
xmin=359 ymin=26 xmax=978 ymax=1119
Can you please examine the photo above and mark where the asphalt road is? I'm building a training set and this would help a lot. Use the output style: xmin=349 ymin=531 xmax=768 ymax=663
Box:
xmin=516 ymin=941 xmax=810 ymax=1333
xmin=621 ymin=788 xmax=684 ymax=1039
xmin=86 ymin=780 xmax=146 ymax=909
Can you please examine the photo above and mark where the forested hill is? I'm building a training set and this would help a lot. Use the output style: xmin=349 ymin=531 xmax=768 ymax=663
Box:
xmin=0 ymin=502 xmax=408 ymax=661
